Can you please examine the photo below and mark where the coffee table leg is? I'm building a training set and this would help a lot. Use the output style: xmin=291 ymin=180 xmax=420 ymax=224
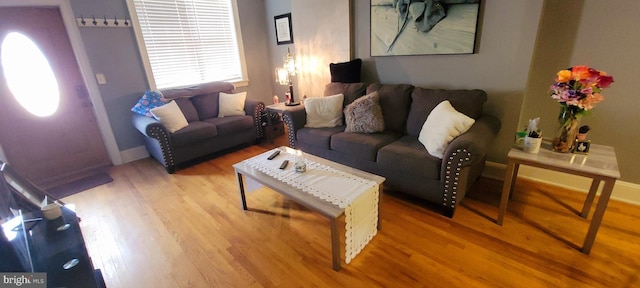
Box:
xmin=330 ymin=218 xmax=341 ymax=271
xmin=236 ymin=171 xmax=247 ymax=210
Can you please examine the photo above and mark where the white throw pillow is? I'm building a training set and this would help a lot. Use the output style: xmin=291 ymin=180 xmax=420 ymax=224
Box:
xmin=304 ymin=93 xmax=344 ymax=128
xmin=150 ymin=100 xmax=189 ymax=133
xmin=418 ymin=100 xmax=475 ymax=159
xmin=218 ymin=91 xmax=247 ymax=117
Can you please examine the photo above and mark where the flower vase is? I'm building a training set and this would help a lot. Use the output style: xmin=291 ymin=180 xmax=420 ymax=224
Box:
xmin=552 ymin=107 xmax=582 ymax=153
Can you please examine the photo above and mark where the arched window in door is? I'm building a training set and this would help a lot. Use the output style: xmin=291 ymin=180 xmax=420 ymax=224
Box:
xmin=1 ymin=32 xmax=60 ymax=117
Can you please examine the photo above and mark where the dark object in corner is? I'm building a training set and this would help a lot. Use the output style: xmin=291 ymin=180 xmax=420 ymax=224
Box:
xmin=330 ymin=58 xmax=362 ymax=83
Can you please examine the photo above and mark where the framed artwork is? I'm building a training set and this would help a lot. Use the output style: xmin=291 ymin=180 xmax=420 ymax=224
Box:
xmin=274 ymin=13 xmax=294 ymax=45
xmin=370 ymin=0 xmax=481 ymax=56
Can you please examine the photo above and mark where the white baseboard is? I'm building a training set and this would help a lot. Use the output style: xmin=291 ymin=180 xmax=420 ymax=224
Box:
xmin=119 ymin=145 xmax=149 ymax=164
xmin=483 ymin=161 xmax=640 ymax=206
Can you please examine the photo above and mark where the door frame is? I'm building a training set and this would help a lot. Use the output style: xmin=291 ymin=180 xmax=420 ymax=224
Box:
xmin=0 ymin=0 xmax=122 ymax=165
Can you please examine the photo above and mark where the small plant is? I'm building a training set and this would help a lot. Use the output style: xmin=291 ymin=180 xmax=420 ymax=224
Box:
xmin=579 ymin=125 xmax=591 ymax=134
xmin=528 ymin=130 xmax=541 ymax=138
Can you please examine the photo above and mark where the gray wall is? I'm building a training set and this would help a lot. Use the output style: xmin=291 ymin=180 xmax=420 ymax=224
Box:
xmin=69 ymin=0 xmax=273 ymax=151
xmin=265 ymin=0 xmax=294 ymax=101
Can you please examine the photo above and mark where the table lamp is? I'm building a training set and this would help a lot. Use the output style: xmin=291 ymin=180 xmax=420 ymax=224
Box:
xmin=275 ymin=48 xmax=300 ymax=106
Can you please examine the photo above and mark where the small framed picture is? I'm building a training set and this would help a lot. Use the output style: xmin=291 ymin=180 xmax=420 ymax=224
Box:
xmin=573 ymin=140 xmax=591 ymax=154
xmin=274 ymin=13 xmax=293 ymax=45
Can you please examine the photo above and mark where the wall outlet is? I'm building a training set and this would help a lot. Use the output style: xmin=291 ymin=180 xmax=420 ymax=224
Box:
xmin=95 ymin=73 xmax=106 ymax=84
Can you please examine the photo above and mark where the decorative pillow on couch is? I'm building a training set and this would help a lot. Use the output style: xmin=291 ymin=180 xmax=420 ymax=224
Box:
xmin=418 ymin=100 xmax=475 ymax=159
xmin=150 ymin=101 xmax=189 ymax=133
xmin=329 ymin=58 xmax=362 ymax=83
xmin=344 ymin=91 xmax=385 ymax=133
xmin=218 ymin=91 xmax=247 ymax=117
xmin=131 ymin=90 xmax=166 ymax=117
xmin=304 ymin=93 xmax=344 ymax=128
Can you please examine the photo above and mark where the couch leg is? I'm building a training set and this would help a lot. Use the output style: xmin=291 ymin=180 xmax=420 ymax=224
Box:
xmin=166 ymin=166 xmax=176 ymax=174
xmin=442 ymin=206 xmax=455 ymax=218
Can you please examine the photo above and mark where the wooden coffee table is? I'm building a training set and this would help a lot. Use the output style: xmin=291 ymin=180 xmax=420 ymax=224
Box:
xmin=232 ymin=147 xmax=385 ymax=271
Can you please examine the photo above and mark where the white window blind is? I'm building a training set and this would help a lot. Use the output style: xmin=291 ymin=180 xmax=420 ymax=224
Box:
xmin=130 ymin=0 xmax=245 ymax=89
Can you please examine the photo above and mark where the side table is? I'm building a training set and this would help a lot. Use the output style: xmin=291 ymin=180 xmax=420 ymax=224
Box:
xmin=498 ymin=141 xmax=620 ymax=254
xmin=265 ymin=103 xmax=303 ymax=144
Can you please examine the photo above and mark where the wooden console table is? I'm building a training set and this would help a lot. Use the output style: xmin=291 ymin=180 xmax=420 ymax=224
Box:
xmin=498 ymin=142 xmax=620 ymax=254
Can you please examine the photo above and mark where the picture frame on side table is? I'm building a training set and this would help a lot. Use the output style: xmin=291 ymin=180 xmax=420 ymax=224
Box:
xmin=573 ymin=140 xmax=591 ymax=154
xmin=274 ymin=13 xmax=294 ymax=45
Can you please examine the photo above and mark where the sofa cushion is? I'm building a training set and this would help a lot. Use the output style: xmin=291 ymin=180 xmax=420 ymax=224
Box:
xmin=204 ymin=115 xmax=254 ymax=136
xmin=377 ymin=136 xmax=441 ymax=180
xmin=296 ymin=126 xmax=345 ymax=149
xmin=366 ymin=84 xmax=413 ymax=134
xmin=330 ymin=132 xmax=400 ymax=162
xmin=160 ymin=81 xmax=234 ymax=99
xmin=329 ymin=58 xmax=362 ymax=83
xmin=170 ymin=121 xmax=218 ymax=147
xmin=218 ymin=91 xmax=247 ymax=117
xmin=191 ymin=93 xmax=220 ymax=120
xmin=407 ymin=88 xmax=487 ymax=136
xmin=304 ymin=94 xmax=344 ymax=128
xmin=173 ymin=97 xmax=199 ymax=122
xmin=324 ymin=82 xmax=367 ymax=107
xmin=419 ymin=100 xmax=475 ymax=159
xmin=150 ymin=101 xmax=189 ymax=133
xmin=344 ymin=91 xmax=385 ymax=133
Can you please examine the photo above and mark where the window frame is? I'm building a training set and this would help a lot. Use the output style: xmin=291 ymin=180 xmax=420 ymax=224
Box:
xmin=126 ymin=0 xmax=249 ymax=90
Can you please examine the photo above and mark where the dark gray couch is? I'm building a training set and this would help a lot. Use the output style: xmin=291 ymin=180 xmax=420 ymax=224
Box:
xmin=132 ymin=82 xmax=265 ymax=173
xmin=282 ymin=82 xmax=501 ymax=217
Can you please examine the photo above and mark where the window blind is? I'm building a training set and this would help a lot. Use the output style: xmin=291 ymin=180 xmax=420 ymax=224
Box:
xmin=131 ymin=0 xmax=244 ymax=89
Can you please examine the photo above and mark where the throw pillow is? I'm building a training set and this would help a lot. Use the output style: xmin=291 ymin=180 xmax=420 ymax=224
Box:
xmin=418 ymin=100 xmax=475 ymax=159
xmin=131 ymin=90 xmax=166 ymax=117
xmin=218 ymin=91 xmax=247 ymax=117
xmin=344 ymin=91 xmax=385 ymax=133
xmin=150 ymin=100 xmax=189 ymax=133
xmin=329 ymin=58 xmax=362 ymax=83
xmin=304 ymin=93 xmax=345 ymax=128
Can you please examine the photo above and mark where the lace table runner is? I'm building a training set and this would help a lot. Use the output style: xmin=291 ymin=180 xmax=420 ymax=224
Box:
xmin=243 ymin=149 xmax=379 ymax=263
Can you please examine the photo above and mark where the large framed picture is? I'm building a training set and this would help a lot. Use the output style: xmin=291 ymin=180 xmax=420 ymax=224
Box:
xmin=371 ymin=0 xmax=481 ymax=56
xmin=274 ymin=13 xmax=294 ymax=45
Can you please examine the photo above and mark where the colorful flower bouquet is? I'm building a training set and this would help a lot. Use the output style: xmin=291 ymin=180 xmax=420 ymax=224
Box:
xmin=550 ymin=65 xmax=614 ymax=152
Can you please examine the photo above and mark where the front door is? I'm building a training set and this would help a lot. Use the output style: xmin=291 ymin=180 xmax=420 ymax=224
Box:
xmin=0 ymin=7 xmax=111 ymax=188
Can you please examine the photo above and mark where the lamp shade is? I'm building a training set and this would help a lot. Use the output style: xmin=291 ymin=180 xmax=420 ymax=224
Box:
xmin=275 ymin=67 xmax=290 ymax=85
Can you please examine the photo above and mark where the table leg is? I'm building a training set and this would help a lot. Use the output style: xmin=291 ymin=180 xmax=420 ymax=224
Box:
xmin=581 ymin=179 xmax=601 ymax=218
xmin=330 ymin=218 xmax=341 ymax=271
xmin=498 ymin=160 xmax=518 ymax=225
xmin=581 ymin=178 xmax=615 ymax=254
xmin=331 ymin=218 xmax=341 ymax=271
xmin=236 ymin=171 xmax=247 ymax=210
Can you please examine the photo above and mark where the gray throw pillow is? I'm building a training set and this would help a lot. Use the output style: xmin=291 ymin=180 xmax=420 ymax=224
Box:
xmin=344 ymin=91 xmax=385 ymax=133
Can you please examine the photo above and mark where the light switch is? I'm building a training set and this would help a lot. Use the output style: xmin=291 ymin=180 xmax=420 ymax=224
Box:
xmin=95 ymin=73 xmax=107 ymax=84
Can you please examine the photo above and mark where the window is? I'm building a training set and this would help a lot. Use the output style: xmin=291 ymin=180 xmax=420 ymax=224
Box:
xmin=128 ymin=0 xmax=247 ymax=89
xmin=1 ymin=32 xmax=60 ymax=117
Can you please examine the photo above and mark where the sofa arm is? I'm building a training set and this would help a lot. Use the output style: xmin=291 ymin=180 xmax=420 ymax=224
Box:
xmin=281 ymin=105 xmax=307 ymax=148
xmin=440 ymin=114 xmax=501 ymax=213
xmin=245 ymin=99 xmax=265 ymax=139
xmin=132 ymin=113 xmax=167 ymax=138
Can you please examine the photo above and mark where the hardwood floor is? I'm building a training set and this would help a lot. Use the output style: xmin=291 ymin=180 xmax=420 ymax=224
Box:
xmin=65 ymin=137 xmax=640 ymax=287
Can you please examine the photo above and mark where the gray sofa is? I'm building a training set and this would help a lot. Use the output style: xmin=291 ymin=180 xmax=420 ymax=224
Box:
xmin=282 ymin=82 xmax=501 ymax=217
xmin=132 ymin=82 xmax=265 ymax=173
